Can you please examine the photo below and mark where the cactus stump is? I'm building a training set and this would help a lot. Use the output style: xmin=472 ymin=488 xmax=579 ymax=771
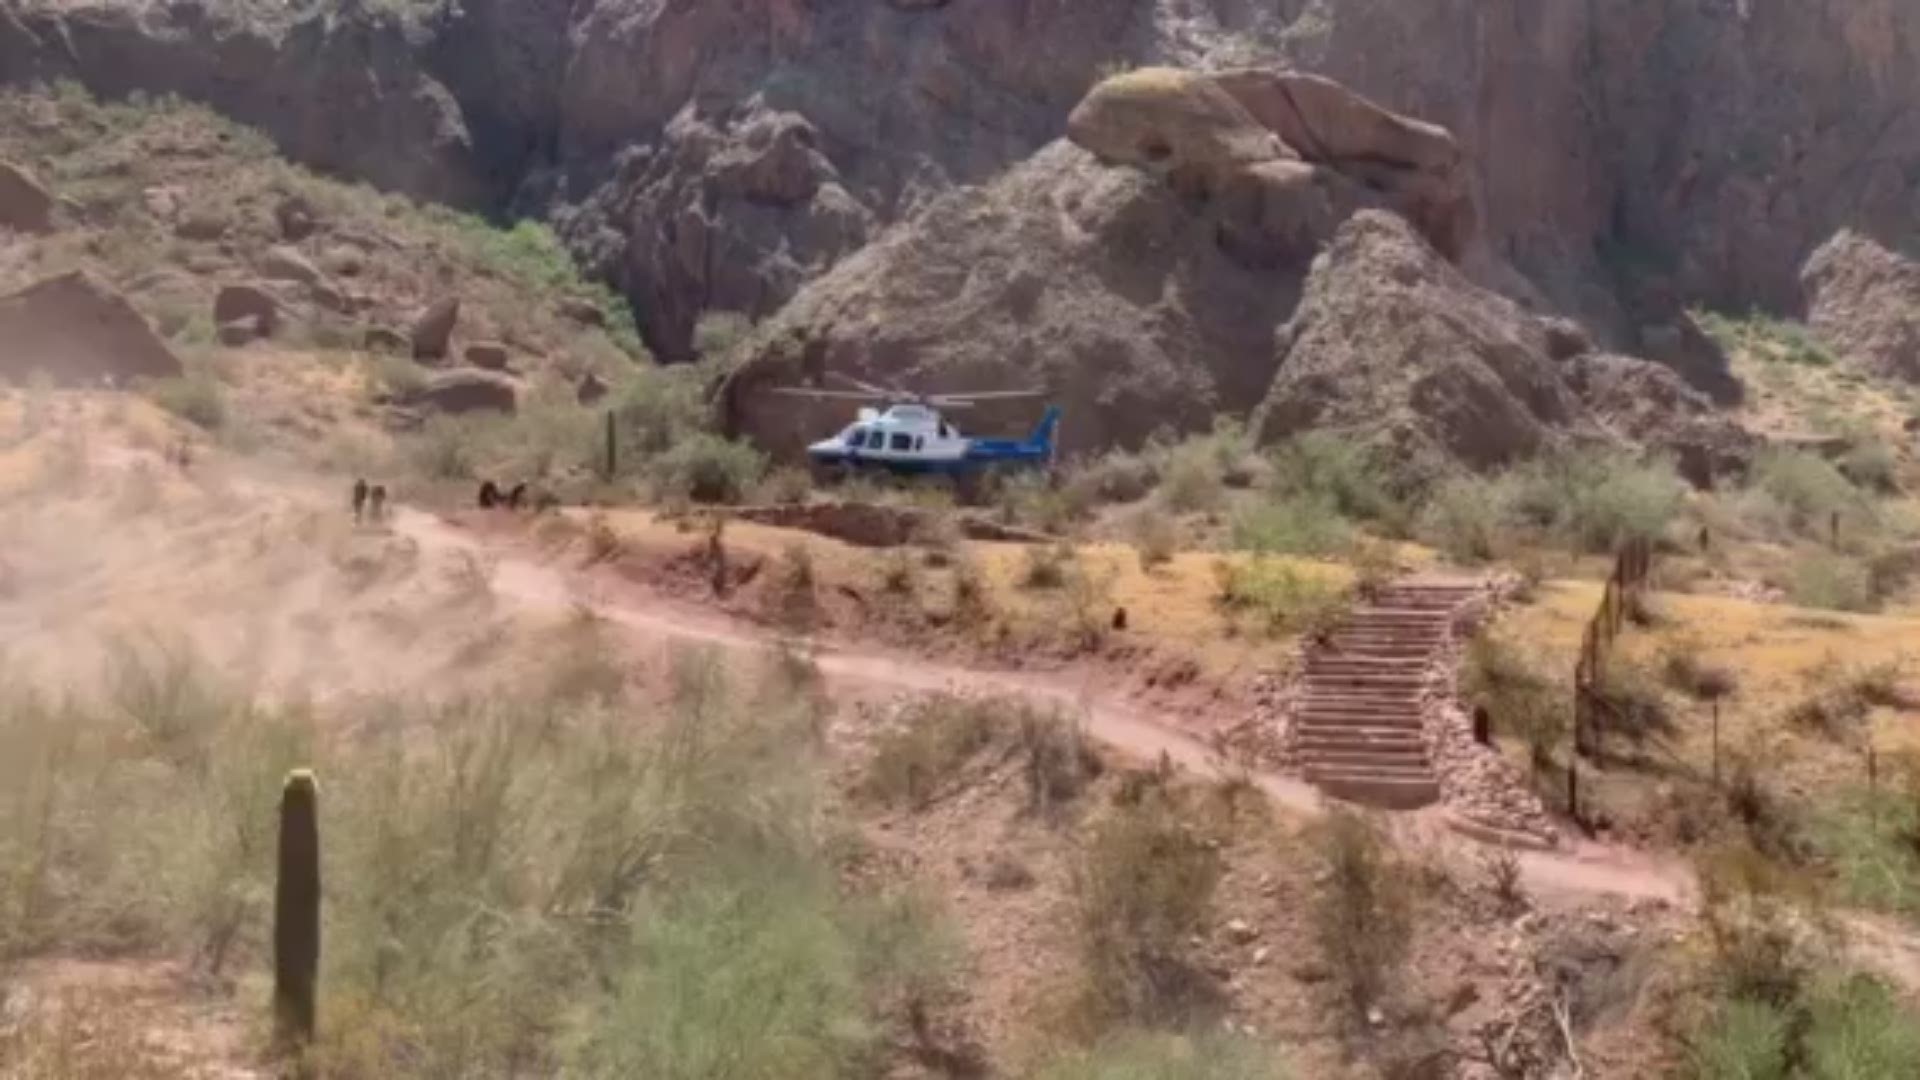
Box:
xmin=273 ymin=769 xmax=321 ymax=1051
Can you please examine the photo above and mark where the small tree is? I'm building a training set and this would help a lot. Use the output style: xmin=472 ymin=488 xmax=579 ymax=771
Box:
xmin=1312 ymin=809 xmax=1411 ymax=1019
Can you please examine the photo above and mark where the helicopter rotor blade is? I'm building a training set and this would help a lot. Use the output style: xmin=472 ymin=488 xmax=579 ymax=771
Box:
xmin=768 ymin=388 xmax=888 ymax=401
xmin=927 ymin=389 xmax=1045 ymax=404
xmin=827 ymin=371 xmax=895 ymax=397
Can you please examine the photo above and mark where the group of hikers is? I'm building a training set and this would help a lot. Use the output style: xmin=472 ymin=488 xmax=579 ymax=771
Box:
xmin=350 ymin=478 xmax=388 ymax=523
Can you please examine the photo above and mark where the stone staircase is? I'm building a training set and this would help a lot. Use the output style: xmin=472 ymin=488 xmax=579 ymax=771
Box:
xmin=1297 ymin=580 xmax=1484 ymax=810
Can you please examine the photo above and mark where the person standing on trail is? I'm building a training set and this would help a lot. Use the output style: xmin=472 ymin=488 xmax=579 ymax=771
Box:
xmin=352 ymin=478 xmax=369 ymax=523
xmin=369 ymin=484 xmax=388 ymax=522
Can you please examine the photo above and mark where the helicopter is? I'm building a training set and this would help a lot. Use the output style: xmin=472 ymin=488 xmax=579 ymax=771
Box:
xmin=770 ymin=374 xmax=1061 ymax=484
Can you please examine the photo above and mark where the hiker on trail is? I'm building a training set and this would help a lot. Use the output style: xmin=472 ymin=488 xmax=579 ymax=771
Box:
xmin=507 ymin=482 xmax=527 ymax=510
xmin=479 ymin=480 xmax=500 ymax=509
xmin=352 ymin=478 xmax=369 ymax=523
xmin=369 ymin=484 xmax=388 ymax=522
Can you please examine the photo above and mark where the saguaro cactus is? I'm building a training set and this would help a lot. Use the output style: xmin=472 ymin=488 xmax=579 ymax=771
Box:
xmin=273 ymin=768 xmax=321 ymax=1051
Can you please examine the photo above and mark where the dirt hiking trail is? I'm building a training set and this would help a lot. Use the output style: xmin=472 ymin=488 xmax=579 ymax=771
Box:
xmin=395 ymin=508 xmax=1700 ymax=912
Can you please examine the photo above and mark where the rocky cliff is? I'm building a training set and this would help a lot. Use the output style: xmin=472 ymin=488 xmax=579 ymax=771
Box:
xmin=4 ymin=0 xmax=1915 ymax=457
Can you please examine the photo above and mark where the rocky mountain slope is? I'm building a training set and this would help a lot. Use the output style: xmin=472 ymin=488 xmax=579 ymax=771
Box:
xmin=3 ymin=0 xmax=1915 ymax=464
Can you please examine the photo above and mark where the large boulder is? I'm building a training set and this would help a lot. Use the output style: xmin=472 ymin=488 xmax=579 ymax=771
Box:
xmin=1065 ymin=68 xmax=1288 ymax=195
xmin=411 ymin=297 xmax=460 ymax=361
xmin=1562 ymin=353 xmax=1757 ymax=488
xmin=213 ymin=283 xmax=280 ymax=336
xmin=1211 ymin=70 xmax=1474 ymax=259
xmin=1253 ymin=212 xmax=1591 ymax=478
xmin=0 ymin=271 xmax=183 ymax=385
xmin=258 ymin=244 xmax=322 ymax=285
xmin=0 ymin=159 xmax=54 ymax=233
xmin=1066 ymin=67 xmax=1476 ymax=261
xmin=1636 ymin=310 xmax=1742 ymax=405
xmin=1801 ymin=230 xmax=1920 ymax=383
xmin=402 ymin=368 xmax=519 ymax=415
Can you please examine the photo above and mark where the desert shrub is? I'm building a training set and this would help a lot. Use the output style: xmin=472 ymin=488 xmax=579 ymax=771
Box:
xmin=1130 ymin=505 xmax=1181 ymax=570
xmin=142 ymin=370 xmax=226 ymax=430
xmin=1781 ymin=660 xmax=1914 ymax=740
xmin=648 ymin=432 xmax=766 ymax=505
xmin=1789 ymin=552 xmax=1875 ymax=612
xmin=1688 ymin=998 xmax=1791 ymax=1080
xmin=1810 ymin=779 xmax=1920 ymax=918
xmin=1057 ymin=555 xmax=1120 ymax=651
xmin=998 ymin=471 xmax=1083 ymax=534
xmin=1265 ymin=431 xmax=1406 ymax=529
xmin=410 ymin=413 xmax=485 ymax=480
xmin=1661 ymin=639 xmax=1740 ymax=701
xmin=880 ymin=550 xmax=916 ymax=595
xmin=1593 ymin=659 xmax=1676 ymax=749
xmin=1073 ymin=449 xmax=1159 ymax=505
xmin=584 ymin=511 xmax=624 ymax=563
xmin=1311 ymin=810 xmax=1412 ymax=1018
xmin=1034 ymin=1030 xmax=1282 ymax=1080
xmin=1229 ymin=493 xmax=1352 ymax=557
xmin=1839 ymin=439 xmax=1900 ymax=494
xmin=1351 ymin=538 xmax=1400 ymax=601
xmin=1509 ymin=448 xmax=1687 ymax=554
xmin=691 ymin=310 xmax=754 ymax=361
xmin=1750 ymin=450 xmax=1862 ymax=539
xmin=1460 ymin=636 xmax=1568 ymax=769
xmin=755 ymin=465 xmax=813 ymax=506
xmin=1020 ymin=709 xmax=1103 ymax=816
xmin=862 ymin=696 xmax=997 ymax=808
xmin=1075 ymin=795 xmax=1222 ymax=1024
xmin=1158 ymin=440 xmax=1227 ymax=514
xmin=1213 ymin=558 xmax=1350 ymax=639
xmin=608 ymin=365 xmax=709 ymax=458
xmin=1417 ymin=474 xmax=1513 ymax=563
xmin=1802 ymin=973 xmax=1920 ymax=1078
xmin=950 ymin=554 xmax=993 ymax=626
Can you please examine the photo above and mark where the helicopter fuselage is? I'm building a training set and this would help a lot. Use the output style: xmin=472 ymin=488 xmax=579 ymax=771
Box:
xmin=806 ymin=404 xmax=1059 ymax=477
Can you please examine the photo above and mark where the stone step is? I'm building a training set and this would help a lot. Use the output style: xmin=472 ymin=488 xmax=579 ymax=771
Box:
xmin=1296 ymin=716 xmax=1425 ymax=736
xmin=1302 ymin=673 xmax=1428 ymax=689
xmin=1306 ymin=657 xmax=1431 ymax=671
xmin=1297 ymin=699 xmax=1425 ymax=717
xmin=1298 ymin=736 xmax=1428 ymax=758
xmin=1308 ymin=769 xmax=1441 ymax=810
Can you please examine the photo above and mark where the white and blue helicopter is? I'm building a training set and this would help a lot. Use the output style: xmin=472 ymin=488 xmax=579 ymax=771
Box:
xmin=771 ymin=374 xmax=1061 ymax=484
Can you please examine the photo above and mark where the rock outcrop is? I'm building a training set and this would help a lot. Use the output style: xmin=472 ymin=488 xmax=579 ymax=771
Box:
xmin=1254 ymin=212 xmax=1590 ymax=478
xmin=1561 ymin=354 xmax=1757 ymax=488
xmin=402 ymin=368 xmax=519 ymax=415
xmin=411 ymin=297 xmax=460 ymax=361
xmin=723 ymin=141 xmax=1308 ymax=458
xmin=1801 ymin=230 xmax=1920 ymax=383
xmin=0 ymin=159 xmax=54 ymax=233
xmin=0 ymin=271 xmax=183 ymax=384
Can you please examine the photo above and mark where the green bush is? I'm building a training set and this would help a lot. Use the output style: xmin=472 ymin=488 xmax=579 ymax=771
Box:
xmin=1751 ymin=451 xmax=1862 ymax=539
xmin=1075 ymin=796 xmax=1222 ymax=1024
xmin=648 ymin=433 xmax=767 ymax=505
xmin=1230 ymin=494 xmax=1352 ymax=557
xmin=1417 ymin=474 xmax=1513 ymax=563
xmin=1789 ymin=552 xmax=1875 ymax=613
xmin=1213 ymin=558 xmax=1350 ymax=638
xmin=1803 ymin=974 xmax=1920 ymax=1078
xmin=1311 ymin=810 xmax=1411 ymax=1018
xmin=1688 ymin=998 xmax=1790 ymax=1080
xmin=1507 ymin=449 xmax=1686 ymax=553
xmin=1130 ymin=505 xmax=1181 ymax=570
xmin=1810 ymin=777 xmax=1920 ymax=918
xmin=1839 ymin=439 xmax=1900 ymax=494
xmin=1460 ymin=636 xmax=1568 ymax=768
xmin=1265 ymin=432 xmax=1405 ymax=529
xmin=1158 ymin=441 xmax=1227 ymax=514
xmin=143 ymin=370 xmax=227 ymax=430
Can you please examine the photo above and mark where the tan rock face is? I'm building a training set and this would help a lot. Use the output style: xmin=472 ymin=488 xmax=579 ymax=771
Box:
xmin=1801 ymin=230 xmax=1920 ymax=383
xmin=0 ymin=271 xmax=183 ymax=385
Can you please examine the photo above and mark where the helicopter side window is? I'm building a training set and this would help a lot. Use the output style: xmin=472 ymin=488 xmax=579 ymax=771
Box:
xmin=847 ymin=427 xmax=870 ymax=449
xmin=937 ymin=422 xmax=953 ymax=439
xmin=890 ymin=433 xmax=912 ymax=452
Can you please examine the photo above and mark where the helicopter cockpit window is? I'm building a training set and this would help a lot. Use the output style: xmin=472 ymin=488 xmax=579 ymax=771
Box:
xmin=937 ymin=422 xmax=953 ymax=438
xmin=890 ymin=433 xmax=912 ymax=452
xmin=846 ymin=427 xmax=870 ymax=448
